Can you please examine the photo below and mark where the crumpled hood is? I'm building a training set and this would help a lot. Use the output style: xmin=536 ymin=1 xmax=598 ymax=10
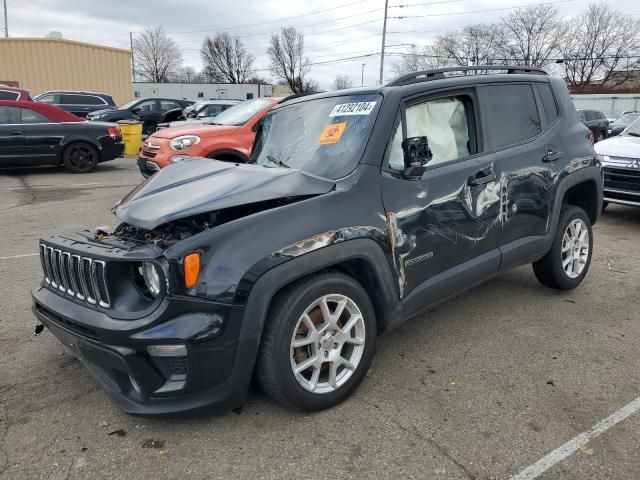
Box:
xmin=114 ymin=158 xmax=336 ymax=229
xmin=151 ymin=124 xmax=238 ymax=139
xmin=594 ymin=135 xmax=640 ymax=158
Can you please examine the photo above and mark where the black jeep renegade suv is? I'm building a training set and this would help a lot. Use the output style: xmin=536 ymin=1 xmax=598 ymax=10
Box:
xmin=32 ymin=66 xmax=603 ymax=414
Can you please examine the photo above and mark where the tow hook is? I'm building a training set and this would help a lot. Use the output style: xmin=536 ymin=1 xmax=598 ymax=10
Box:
xmin=34 ymin=321 xmax=44 ymax=336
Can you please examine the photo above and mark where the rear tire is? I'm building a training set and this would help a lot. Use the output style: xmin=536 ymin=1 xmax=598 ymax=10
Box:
xmin=62 ymin=142 xmax=99 ymax=173
xmin=256 ymin=271 xmax=376 ymax=411
xmin=533 ymin=205 xmax=593 ymax=290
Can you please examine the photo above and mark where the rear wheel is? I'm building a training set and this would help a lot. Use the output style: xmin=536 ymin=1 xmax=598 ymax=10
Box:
xmin=256 ymin=271 xmax=376 ymax=411
xmin=62 ymin=142 xmax=98 ymax=173
xmin=533 ymin=205 xmax=593 ymax=290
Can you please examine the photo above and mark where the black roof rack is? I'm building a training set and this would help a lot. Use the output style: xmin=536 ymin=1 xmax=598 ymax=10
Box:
xmin=387 ymin=65 xmax=548 ymax=87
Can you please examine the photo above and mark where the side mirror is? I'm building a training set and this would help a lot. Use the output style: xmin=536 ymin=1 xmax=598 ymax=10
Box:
xmin=401 ymin=136 xmax=432 ymax=179
xmin=197 ymin=112 xmax=206 ymax=119
xmin=251 ymin=118 xmax=264 ymax=133
xmin=131 ymin=107 xmax=141 ymax=114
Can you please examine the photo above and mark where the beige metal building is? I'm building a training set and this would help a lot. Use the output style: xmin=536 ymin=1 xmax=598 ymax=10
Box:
xmin=0 ymin=38 xmax=133 ymax=103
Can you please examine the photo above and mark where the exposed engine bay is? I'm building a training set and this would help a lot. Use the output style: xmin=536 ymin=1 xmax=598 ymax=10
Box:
xmin=100 ymin=197 xmax=314 ymax=248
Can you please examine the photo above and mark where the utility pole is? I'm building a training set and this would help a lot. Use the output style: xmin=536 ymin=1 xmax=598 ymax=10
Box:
xmin=379 ymin=0 xmax=389 ymax=85
xmin=129 ymin=32 xmax=135 ymax=82
xmin=361 ymin=63 xmax=365 ymax=87
xmin=3 ymin=0 xmax=8 ymax=38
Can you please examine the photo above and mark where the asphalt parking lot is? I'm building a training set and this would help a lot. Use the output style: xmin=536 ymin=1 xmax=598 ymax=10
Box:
xmin=0 ymin=157 xmax=638 ymax=480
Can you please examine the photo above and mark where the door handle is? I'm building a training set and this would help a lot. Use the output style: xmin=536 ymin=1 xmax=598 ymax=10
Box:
xmin=468 ymin=173 xmax=496 ymax=186
xmin=543 ymin=149 xmax=563 ymax=162
xmin=9 ymin=130 xmax=22 ymax=136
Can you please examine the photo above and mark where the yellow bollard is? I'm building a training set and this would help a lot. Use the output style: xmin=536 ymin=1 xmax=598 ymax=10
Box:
xmin=117 ymin=120 xmax=143 ymax=157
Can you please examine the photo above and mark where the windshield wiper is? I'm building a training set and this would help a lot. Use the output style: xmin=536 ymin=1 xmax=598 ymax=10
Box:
xmin=265 ymin=155 xmax=290 ymax=169
xmin=626 ymin=132 xmax=640 ymax=137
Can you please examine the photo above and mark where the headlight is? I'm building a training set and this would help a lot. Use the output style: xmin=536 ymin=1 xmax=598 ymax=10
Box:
xmin=140 ymin=262 xmax=162 ymax=297
xmin=170 ymin=135 xmax=200 ymax=151
xmin=170 ymin=155 xmax=191 ymax=164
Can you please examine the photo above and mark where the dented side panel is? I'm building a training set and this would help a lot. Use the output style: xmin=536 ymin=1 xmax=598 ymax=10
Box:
xmin=380 ymin=154 xmax=502 ymax=299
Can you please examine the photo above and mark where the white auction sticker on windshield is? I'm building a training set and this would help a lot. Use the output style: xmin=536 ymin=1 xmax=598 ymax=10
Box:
xmin=329 ymin=101 xmax=376 ymax=117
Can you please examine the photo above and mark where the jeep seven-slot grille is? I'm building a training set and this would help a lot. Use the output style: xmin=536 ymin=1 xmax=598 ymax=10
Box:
xmin=40 ymin=244 xmax=111 ymax=308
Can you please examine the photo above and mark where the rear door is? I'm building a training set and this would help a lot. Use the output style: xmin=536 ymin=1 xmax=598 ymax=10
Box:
xmin=380 ymin=88 xmax=501 ymax=310
xmin=0 ymin=106 xmax=25 ymax=166
xmin=478 ymin=82 xmax=562 ymax=268
xmin=20 ymin=107 xmax=62 ymax=164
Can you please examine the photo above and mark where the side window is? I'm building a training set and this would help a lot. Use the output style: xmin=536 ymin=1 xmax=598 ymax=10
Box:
xmin=537 ymin=84 xmax=558 ymax=124
xmin=61 ymin=94 xmax=105 ymax=105
xmin=38 ymin=93 xmax=59 ymax=104
xmin=0 ymin=106 xmax=20 ymax=124
xmin=482 ymin=84 xmax=541 ymax=149
xmin=387 ymin=95 xmax=473 ymax=170
xmin=160 ymin=100 xmax=180 ymax=111
xmin=204 ymin=105 xmax=224 ymax=116
xmin=134 ymin=99 xmax=157 ymax=112
xmin=0 ymin=90 xmax=20 ymax=100
xmin=20 ymin=108 xmax=50 ymax=124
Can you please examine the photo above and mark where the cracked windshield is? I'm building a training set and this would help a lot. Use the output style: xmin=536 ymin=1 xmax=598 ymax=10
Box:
xmin=252 ymin=94 xmax=381 ymax=179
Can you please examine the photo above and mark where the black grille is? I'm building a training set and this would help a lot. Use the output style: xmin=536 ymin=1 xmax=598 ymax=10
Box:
xmin=40 ymin=244 xmax=111 ymax=308
xmin=141 ymin=150 xmax=157 ymax=158
xmin=603 ymin=167 xmax=640 ymax=194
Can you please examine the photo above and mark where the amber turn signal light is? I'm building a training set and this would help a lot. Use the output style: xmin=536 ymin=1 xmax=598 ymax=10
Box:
xmin=184 ymin=252 xmax=201 ymax=288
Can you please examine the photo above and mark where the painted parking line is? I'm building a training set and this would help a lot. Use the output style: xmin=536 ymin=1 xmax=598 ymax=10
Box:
xmin=510 ymin=396 xmax=640 ymax=480
xmin=0 ymin=253 xmax=39 ymax=261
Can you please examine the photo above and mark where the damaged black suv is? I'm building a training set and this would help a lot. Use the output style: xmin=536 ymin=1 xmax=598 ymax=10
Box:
xmin=33 ymin=66 xmax=603 ymax=414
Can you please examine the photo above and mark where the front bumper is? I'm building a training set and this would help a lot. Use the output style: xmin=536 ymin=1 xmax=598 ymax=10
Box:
xmin=603 ymin=165 xmax=640 ymax=207
xmin=32 ymin=285 xmax=255 ymax=415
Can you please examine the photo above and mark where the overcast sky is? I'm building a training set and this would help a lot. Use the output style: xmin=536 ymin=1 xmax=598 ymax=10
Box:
xmin=6 ymin=0 xmax=640 ymax=90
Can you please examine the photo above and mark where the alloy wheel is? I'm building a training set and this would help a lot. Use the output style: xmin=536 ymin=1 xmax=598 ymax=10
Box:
xmin=290 ymin=294 xmax=366 ymax=394
xmin=561 ymin=218 xmax=589 ymax=278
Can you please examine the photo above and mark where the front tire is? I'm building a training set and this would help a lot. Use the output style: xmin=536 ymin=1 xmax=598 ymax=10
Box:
xmin=256 ymin=271 xmax=376 ymax=411
xmin=62 ymin=142 xmax=99 ymax=173
xmin=533 ymin=205 xmax=593 ymax=290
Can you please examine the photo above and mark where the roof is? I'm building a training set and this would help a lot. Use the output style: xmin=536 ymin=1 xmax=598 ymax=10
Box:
xmin=0 ymin=37 xmax=130 ymax=54
xmin=36 ymin=90 xmax=112 ymax=97
xmin=0 ymin=100 xmax=85 ymax=122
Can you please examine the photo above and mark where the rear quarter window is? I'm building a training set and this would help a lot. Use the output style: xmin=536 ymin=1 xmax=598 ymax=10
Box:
xmin=537 ymin=84 xmax=558 ymax=124
xmin=482 ymin=84 xmax=541 ymax=149
xmin=0 ymin=90 xmax=20 ymax=100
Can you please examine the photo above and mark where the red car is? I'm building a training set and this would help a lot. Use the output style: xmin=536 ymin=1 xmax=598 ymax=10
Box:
xmin=137 ymin=97 xmax=283 ymax=176
xmin=0 ymin=100 xmax=124 ymax=172
xmin=0 ymin=85 xmax=33 ymax=101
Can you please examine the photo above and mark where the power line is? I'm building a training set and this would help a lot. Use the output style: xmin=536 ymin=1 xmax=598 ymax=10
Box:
xmin=391 ymin=0 xmax=574 ymax=19
xmin=168 ymin=0 xmax=382 ymax=35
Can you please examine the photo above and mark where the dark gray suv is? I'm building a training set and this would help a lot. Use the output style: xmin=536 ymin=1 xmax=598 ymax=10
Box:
xmin=32 ymin=66 xmax=603 ymax=414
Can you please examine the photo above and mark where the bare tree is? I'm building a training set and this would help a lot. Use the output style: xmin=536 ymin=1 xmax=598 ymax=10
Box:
xmin=559 ymin=3 xmax=640 ymax=90
xmin=133 ymin=26 xmax=183 ymax=82
xmin=433 ymin=24 xmax=502 ymax=66
xmin=333 ymin=75 xmax=353 ymax=90
xmin=391 ymin=45 xmax=451 ymax=76
xmin=497 ymin=4 xmax=563 ymax=67
xmin=268 ymin=26 xmax=310 ymax=94
xmin=201 ymin=33 xmax=255 ymax=83
xmin=245 ymin=75 xmax=269 ymax=85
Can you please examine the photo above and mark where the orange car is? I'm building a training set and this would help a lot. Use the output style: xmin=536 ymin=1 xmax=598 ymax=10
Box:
xmin=137 ymin=97 xmax=282 ymax=176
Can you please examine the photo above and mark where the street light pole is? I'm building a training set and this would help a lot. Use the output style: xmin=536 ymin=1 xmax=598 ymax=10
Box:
xmin=379 ymin=0 xmax=389 ymax=85
xmin=3 ymin=0 xmax=8 ymax=38
xmin=361 ymin=63 xmax=365 ymax=87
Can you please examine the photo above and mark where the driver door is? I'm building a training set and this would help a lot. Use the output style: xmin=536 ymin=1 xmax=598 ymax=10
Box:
xmin=380 ymin=89 xmax=501 ymax=312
